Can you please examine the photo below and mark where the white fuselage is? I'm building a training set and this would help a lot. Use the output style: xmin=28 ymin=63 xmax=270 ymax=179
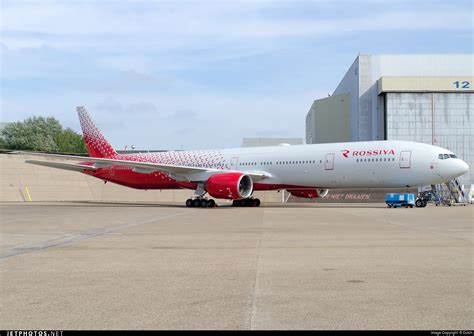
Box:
xmin=201 ymin=140 xmax=469 ymax=189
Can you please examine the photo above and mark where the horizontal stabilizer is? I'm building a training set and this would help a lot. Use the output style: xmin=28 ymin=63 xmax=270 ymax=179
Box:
xmin=25 ymin=160 xmax=97 ymax=173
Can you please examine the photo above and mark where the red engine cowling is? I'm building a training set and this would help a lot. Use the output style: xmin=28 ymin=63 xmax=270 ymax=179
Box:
xmin=206 ymin=173 xmax=253 ymax=200
xmin=287 ymin=188 xmax=329 ymax=199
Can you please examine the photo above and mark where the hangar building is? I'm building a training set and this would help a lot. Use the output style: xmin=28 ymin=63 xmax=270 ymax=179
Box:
xmin=305 ymin=54 xmax=474 ymax=186
xmin=241 ymin=138 xmax=303 ymax=147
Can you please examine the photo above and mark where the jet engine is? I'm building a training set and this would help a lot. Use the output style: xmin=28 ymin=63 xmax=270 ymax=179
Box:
xmin=287 ymin=188 xmax=329 ymax=199
xmin=206 ymin=172 xmax=253 ymax=200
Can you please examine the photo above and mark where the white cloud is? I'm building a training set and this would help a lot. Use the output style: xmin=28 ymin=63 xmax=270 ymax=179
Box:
xmin=1 ymin=1 xmax=471 ymax=51
xmin=1 ymin=87 xmax=324 ymax=149
xmin=2 ymin=0 xmax=472 ymax=149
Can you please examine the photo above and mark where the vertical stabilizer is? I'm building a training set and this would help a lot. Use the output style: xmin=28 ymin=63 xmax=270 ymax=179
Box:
xmin=77 ymin=106 xmax=118 ymax=158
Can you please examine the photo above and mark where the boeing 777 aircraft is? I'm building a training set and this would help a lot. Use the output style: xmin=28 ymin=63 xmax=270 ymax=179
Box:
xmin=25 ymin=106 xmax=469 ymax=208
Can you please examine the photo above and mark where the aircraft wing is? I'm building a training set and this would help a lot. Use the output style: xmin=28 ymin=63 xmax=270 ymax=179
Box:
xmin=20 ymin=152 xmax=270 ymax=182
xmin=25 ymin=160 xmax=97 ymax=172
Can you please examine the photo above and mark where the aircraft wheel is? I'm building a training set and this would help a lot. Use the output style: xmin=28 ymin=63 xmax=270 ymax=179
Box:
xmin=192 ymin=199 xmax=200 ymax=207
xmin=185 ymin=199 xmax=193 ymax=207
xmin=254 ymin=198 xmax=261 ymax=207
xmin=207 ymin=199 xmax=216 ymax=208
xmin=415 ymin=199 xmax=423 ymax=208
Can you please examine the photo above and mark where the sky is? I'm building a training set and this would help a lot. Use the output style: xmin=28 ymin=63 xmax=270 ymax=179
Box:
xmin=1 ymin=0 xmax=473 ymax=150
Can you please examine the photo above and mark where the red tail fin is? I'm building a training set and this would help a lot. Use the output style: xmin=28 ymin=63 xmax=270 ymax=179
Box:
xmin=76 ymin=106 xmax=118 ymax=158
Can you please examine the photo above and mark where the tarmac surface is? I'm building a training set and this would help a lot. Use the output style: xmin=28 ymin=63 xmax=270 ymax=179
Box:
xmin=0 ymin=201 xmax=472 ymax=330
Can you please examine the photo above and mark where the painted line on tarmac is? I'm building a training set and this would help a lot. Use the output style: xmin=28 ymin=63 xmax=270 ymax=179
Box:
xmin=0 ymin=212 xmax=186 ymax=260
xmin=249 ymin=214 xmax=264 ymax=330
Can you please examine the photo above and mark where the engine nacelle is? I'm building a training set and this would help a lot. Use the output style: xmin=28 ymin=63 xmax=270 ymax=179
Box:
xmin=287 ymin=188 xmax=329 ymax=199
xmin=206 ymin=173 xmax=253 ymax=200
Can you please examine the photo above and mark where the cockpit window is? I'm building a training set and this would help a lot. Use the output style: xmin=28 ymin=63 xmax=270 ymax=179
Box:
xmin=438 ymin=153 xmax=458 ymax=160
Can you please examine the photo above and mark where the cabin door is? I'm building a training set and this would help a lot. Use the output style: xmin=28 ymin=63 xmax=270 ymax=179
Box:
xmin=400 ymin=151 xmax=411 ymax=169
xmin=230 ymin=157 xmax=239 ymax=170
xmin=325 ymin=153 xmax=335 ymax=170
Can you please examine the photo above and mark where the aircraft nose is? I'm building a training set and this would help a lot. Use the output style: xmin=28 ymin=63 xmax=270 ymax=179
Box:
xmin=451 ymin=159 xmax=470 ymax=178
xmin=459 ymin=160 xmax=469 ymax=175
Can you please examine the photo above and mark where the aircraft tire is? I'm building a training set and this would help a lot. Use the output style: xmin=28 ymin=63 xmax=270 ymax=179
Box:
xmin=185 ymin=199 xmax=193 ymax=207
xmin=254 ymin=198 xmax=261 ymax=207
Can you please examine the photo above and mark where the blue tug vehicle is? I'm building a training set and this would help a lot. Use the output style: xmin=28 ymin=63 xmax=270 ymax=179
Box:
xmin=385 ymin=193 xmax=415 ymax=208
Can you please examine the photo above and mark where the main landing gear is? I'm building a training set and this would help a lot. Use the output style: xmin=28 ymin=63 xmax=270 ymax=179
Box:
xmin=185 ymin=198 xmax=216 ymax=208
xmin=185 ymin=198 xmax=261 ymax=208
xmin=185 ymin=183 xmax=260 ymax=208
xmin=232 ymin=198 xmax=261 ymax=207
xmin=186 ymin=183 xmax=217 ymax=208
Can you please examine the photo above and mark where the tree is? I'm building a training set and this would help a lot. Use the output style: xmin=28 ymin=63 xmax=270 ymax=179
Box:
xmin=0 ymin=137 xmax=7 ymax=149
xmin=1 ymin=116 xmax=87 ymax=154
xmin=55 ymin=128 xmax=87 ymax=154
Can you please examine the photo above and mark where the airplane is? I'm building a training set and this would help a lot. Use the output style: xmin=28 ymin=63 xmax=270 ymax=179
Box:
xmin=24 ymin=106 xmax=469 ymax=208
